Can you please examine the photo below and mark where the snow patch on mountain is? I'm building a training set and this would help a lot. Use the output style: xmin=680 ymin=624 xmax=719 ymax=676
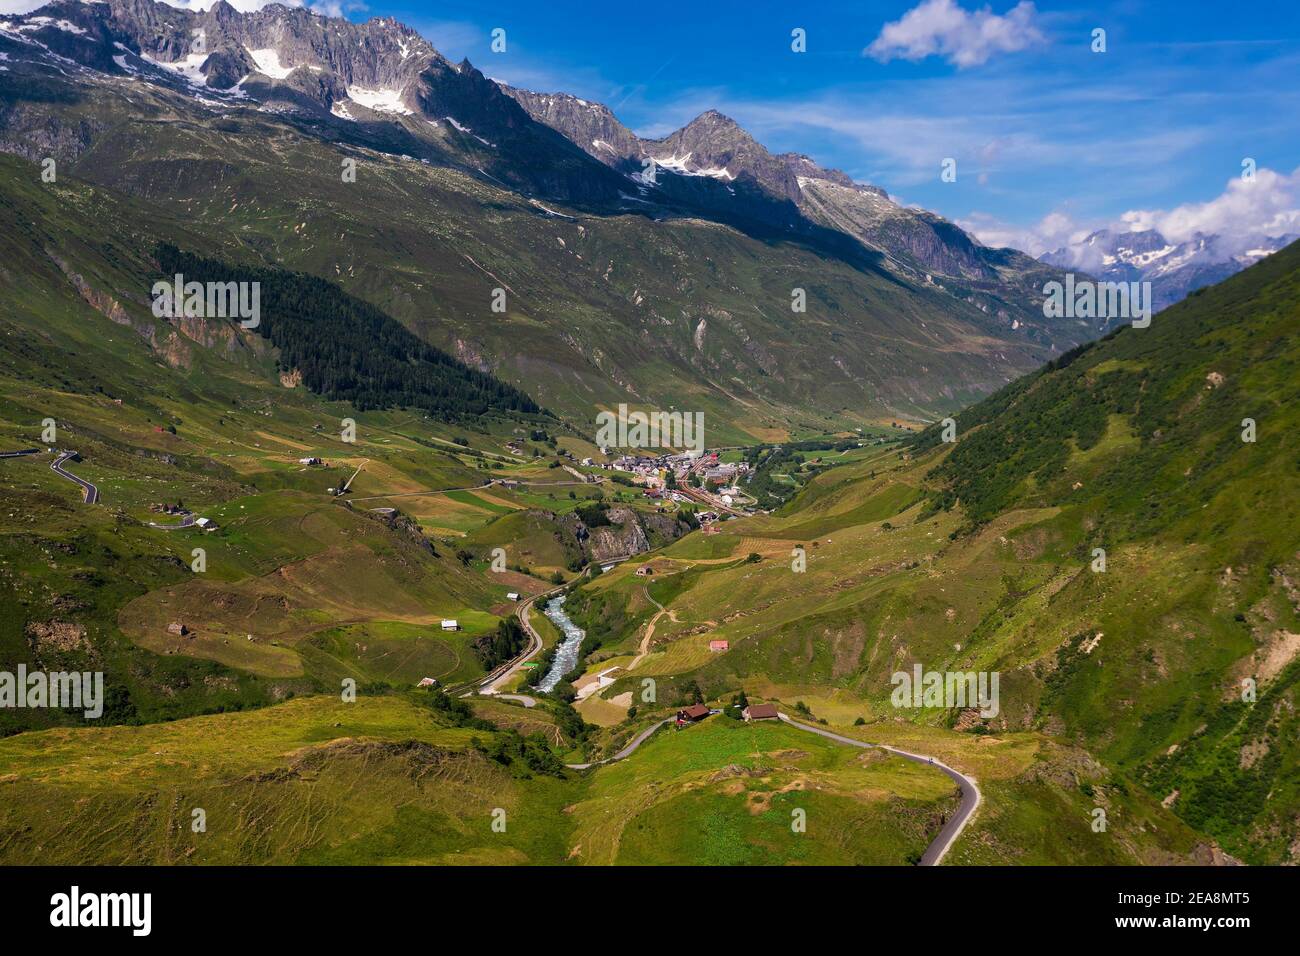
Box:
xmin=346 ymin=86 xmax=412 ymax=115
xmin=141 ymin=50 xmax=209 ymax=88
xmin=246 ymin=47 xmax=295 ymax=79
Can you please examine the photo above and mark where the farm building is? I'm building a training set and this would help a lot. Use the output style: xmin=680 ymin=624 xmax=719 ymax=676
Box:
xmin=417 ymin=677 xmax=438 ymax=688
xmin=440 ymin=620 xmax=459 ymax=631
xmin=743 ymin=703 xmax=779 ymax=721
xmin=506 ymin=592 xmax=520 ymax=601
xmin=166 ymin=621 xmax=189 ymax=637
xmin=676 ymin=703 xmax=710 ymax=724
xmin=709 ymin=640 xmax=729 ymax=653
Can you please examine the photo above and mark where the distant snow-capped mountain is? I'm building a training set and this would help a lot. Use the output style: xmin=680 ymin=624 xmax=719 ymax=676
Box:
xmin=1 ymin=0 xmax=1097 ymax=347
xmin=1040 ymin=228 xmax=1298 ymax=312
xmin=500 ymin=86 xmax=1075 ymax=344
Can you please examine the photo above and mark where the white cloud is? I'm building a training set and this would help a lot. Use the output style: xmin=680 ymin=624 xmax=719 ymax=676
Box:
xmin=961 ymin=166 xmax=1300 ymax=259
xmin=959 ymin=209 xmax=1087 ymax=256
xmin=867 ymin=0 xmax=1045 ymax=68
xmin=1127 ymin=167 xmax=1300 ymax=253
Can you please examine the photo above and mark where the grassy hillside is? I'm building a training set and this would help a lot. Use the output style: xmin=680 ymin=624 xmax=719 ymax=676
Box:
xmin=0 ymin=148 xmax=982 ymax=866
xmin=0 ymin=66 xmax=1088 ymax=436
xmin=0 ymin=693 xmax=968 ymax=865
xmin=0 ymin=155 xmax=560 ymax=731
xmin=546 ymin=242 xmax=1300 ymax=863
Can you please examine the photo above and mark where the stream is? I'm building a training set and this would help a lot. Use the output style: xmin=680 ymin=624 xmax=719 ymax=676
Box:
xmin=538 ymin=594 xmax=584 ymax=692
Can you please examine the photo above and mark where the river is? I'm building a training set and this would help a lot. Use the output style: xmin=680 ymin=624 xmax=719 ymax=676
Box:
xmin=538 ymin=594 xmax=585 ymax=692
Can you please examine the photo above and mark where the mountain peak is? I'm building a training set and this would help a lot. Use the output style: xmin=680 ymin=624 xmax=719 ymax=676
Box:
xmin=686 ymin=109 xmax=742 ymax=128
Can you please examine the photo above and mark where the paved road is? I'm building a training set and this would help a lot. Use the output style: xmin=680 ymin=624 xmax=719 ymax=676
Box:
xmin=0 ymin=448 xmax=39 ymax=459
xmin=565 ymin=718 xmax=672 ymax=770
xmin=777 ymin=714 xmax=980 ymax=866
xmin=459 ymin=554 xmax=639 ymax=699
xmin=473 ymin=590 xmax=552 ymax=696
xmin=51 ymin=451 xmax=98 ymax=504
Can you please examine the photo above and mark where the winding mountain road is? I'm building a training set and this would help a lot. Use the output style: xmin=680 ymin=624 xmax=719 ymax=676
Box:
xmin=51 ymin=451 xmax=99 ymax=505
xmin=463 ymin=554 xmax=640 ymax=699
xmin=558 ymin=710 xmax=977 ymax=864
xmin=777 ymin=714 xmax=980 ymax=865
xmin=564 ymin=718 xmax=673 ymax=770
xmin=451 ymin=551 xmax=978 ymax=864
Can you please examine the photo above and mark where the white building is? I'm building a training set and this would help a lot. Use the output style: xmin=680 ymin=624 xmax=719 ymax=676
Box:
xmin=440 ymin=620 xmax=459 ymax=631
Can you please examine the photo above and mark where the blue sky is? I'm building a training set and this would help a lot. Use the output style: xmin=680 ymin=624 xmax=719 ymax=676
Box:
xmin=133 ymin=1 xmax=1300 ymax=254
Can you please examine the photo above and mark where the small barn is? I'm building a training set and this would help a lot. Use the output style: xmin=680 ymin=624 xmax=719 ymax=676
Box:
xmin=440 ymin=619 xmax=459 ymax=631
xmin=676 ymin=703 xmax=710 ymax=724
xmin=743 ymin=703 xmax=779 ymax=722
xmin=709 ymin=640 xmax=729 ymax=653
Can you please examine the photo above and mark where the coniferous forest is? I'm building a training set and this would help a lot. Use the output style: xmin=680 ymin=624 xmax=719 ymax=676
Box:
xmin=155 ymin=244 xmax=543 ymax=419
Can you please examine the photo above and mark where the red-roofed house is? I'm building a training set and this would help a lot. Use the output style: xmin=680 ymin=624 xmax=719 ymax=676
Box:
xmin=676 ymin=703 xmax=710 ymax=725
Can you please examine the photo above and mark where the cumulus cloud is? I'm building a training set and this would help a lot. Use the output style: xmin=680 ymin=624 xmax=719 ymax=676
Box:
xmin=866 ymin=0 xmax=1045 ymax=68
xmin=961 ymin=166 xmax=1300 ymax=259
xmin=959 ymin=210 xmax=1086 ymax=257
xmin=1125 ymin=167 xmax=1300 ymax=253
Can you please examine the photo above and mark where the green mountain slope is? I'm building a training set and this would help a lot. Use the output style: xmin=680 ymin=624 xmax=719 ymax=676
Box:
xmin=547 ymin=241 xmax=1299 ymax=863
xmin=0 ymin=33 xmax=1097 ymax=438
xmin=0 ymin=153 xmax=553 ymax=730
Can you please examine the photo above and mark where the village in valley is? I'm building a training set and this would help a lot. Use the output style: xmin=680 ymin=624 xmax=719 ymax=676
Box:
xmin=105 ymin=398 xmax=895 ymax=748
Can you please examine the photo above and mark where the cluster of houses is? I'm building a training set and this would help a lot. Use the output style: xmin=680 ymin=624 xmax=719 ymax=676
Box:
xmin=147 ymin=502 xmax=217 ymax=531
xmin=605 ymin=450 xmax=749 ymax=489
xmin=674 ymin=700 xmax=780 ymax=726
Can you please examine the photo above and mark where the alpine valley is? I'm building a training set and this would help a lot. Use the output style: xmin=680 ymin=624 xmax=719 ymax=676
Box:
xmin=0 ymin=0 xmax=1295 ymax=869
